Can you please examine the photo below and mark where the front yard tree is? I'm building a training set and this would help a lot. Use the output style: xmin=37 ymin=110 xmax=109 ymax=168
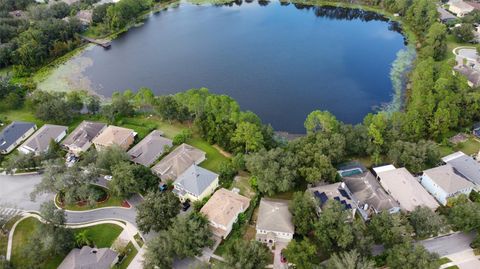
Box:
xmin=313 ymin=201 xmax=354 ymax=254
xmin=369 ymin=212 xmax=412 ymax=248
xmin=289 ymin=191 xmax=318 ymax=235
xmin=95 ymin=145 xmax=129 ymax=174
xmin=283 ymin=238 xmax=318 ymax=269
xmin=220 ymin=240 xmax=271 ymax=269
xmin=40 ymin=201 xmax=66 ymax=226
xmin=132 ymin=164 xmax=160 ymax=193
xmin=109 ymin=162 xmax=138 ymax=198
xmin=409 ymin=206 xmax=448 ymax=238
xmin=169 ymin=212 xmax=213 ymax=257
xmin=386 ymin=242 xmax=439 ymax=269
xmin=326 ymin=250 xmax=375 ymax=269
xmin=143 ymin=231 xmax=175 ymax=269
xmin=144 ymin=212 xmax=213 ymax=268
xmin=136 ymin=192 xmax=180 ymax=233
xmin=447 ymin=199 xmax=480 ymax=232
xmin=452 ymin=23 xmax=475 ymax=43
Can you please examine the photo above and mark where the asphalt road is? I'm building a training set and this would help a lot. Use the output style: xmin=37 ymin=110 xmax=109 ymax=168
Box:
xmin=0 ymin=173 xmax=138 ymax=227
xmin=419 ymin=232 xmax=476 ymax=257
xmin=0 ymin=173 xmax=52 ymax=211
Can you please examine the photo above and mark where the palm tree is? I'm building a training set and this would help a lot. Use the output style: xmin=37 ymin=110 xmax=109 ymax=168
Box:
xmin=327 ymin=250 xmax=375 ymax=269
xmin=75 ymin=230 xmax=91 ymax=247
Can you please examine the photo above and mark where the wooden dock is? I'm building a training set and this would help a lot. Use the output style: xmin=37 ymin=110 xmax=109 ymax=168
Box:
xmin=79 ymin=35 xmax=111 ymax=49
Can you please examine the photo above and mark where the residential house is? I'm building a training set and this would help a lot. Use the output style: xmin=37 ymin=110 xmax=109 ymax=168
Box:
xmin=76 ymin=10 xmax=93 ymax=25
xmin=256 ymin=198 xmax=294 ymax=247
xmin=57 ymin=246 xmax=118 ymax=269
xmin=0 ymin=122 xmax=37 ymax=154
xmin=342 ymin=168 xmax=400 ymax=220
xmin=152 ymin=143 xmax=206 ymax=181
xmin=172 ymin=164 xmax=218 ymax=202
xmin=474 ymin=122 xmax=480 ymax=138
xmin=448 ymin=0 xmax=474 ymax=17
xmin=438 ymin=7 xmax=457 ymax=23
xmin=374 ymin=165 xmax=439 ymax=211
xmin=128 ymin=130 xmax=173 ymax=167
xmin=200 ymin=188 xmax=250 ymax=238
xmin=420 ymin=164 xmax=475 ymax=205
xmin=442 ymin=151 xmax=480 ymax=187
xmin=308 ymin=182 xmax=356 ymax=217
xmin=92 ymin=125 xmax=136 ymax=151
xmin=18 ymin=124 xmax=67 ymax=154
xmin=62 ymin=121 xmax=107 ymax=156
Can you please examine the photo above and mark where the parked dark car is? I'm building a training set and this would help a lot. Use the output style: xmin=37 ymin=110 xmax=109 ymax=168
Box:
xmin=159 ymin=183 xmax=168 ymax=192
xmin=182 ymin=201 xmax=190 ymax=211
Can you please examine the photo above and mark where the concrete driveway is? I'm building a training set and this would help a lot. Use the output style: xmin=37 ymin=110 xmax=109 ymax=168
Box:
xmin=273 ymin=242 xmax=288 ymax=269
xmin=0 ymin=173 xmax=52 ymax=211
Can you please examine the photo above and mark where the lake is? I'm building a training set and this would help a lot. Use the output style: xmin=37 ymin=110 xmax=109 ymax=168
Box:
xmin=41 ymin=0 xmax=407 ymax=133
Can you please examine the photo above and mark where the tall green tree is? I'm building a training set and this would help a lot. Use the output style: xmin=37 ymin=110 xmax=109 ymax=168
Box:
xmin=304 ymin=110 xmax=340 ymax=134
xmin=409 ymin=206 xmax=448 ymax=239
xmin=231 ymin=122 xmax=264 ymax=153
xmin=283 ymin=239 xmax=318 ymax=269
xmin=289 ymin=192 xmax=318 ymax=235
xmin=136 ymin=192 xmax=180 ymax=233
xmin=385 ymin=242 xmax=439 ymax=269
xmin=327 ymin=250 xmax=375 ymax=269
xmin=219 ymin=240 xmax=271 ymax=269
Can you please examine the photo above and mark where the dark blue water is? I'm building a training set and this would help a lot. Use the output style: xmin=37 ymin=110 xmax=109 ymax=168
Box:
xmin=83 ymin=1 xmax=406 ymax=133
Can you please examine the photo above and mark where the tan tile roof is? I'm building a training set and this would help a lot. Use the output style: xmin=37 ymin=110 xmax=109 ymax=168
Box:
xmin=200 ymin=188 xmax=250 ymax=237
xmin=377 ymin=167 xmax=439 ymax=211
xmin=152 ymin=143 xmax=205 ymax=181
xmin=92 ymin=125 xmax=135 ymax=148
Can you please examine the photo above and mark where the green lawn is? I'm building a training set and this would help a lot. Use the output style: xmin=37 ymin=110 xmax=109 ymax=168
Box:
xmin=73 ymin=223 xmax=123 ymax=248
xmin=231 ymin=172 xmax=256 ymax=199
xmin=439 ymin=257 xmax=452 ymax=265
xmin=133 ymin=233 xmax=144 ymax=248
xmin=189 ymin=137 xmax=229 ymax=173
xmin=440 ymin=137 xmax=480 ymax=156
xmin=114 ymin=241 xmax=138 ymax=269
xmin=0 ymin=215 xmax=22 ymax=258
xmin=11 ymin=217 xmax=123 ymax=269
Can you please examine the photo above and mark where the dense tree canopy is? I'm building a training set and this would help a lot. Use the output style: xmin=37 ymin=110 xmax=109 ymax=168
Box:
xmin=136 ymin=192 xmax=180 ymax=233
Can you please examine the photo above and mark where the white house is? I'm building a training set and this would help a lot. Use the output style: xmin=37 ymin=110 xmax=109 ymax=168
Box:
xmin=256 ymin=198 xmax=294 ymax=247
xmin=200 ymin=188 xmax=250 ymax=239
xmin=420 ymin=164 xmax=475 ymax=205
xmin=172 ymin=164 xmax=219 ymax=202
xmin=374 ymin=165 xmax=439 ymax=211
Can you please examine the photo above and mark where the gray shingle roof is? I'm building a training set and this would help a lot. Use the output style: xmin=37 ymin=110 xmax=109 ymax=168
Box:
xmin=174 ymin=164 xmax=218 ymax=197
xmin=423 ymin=164 xmax=475 ymax=193
xmin=20 ymin=124 xmax=67 ymax=153
xmin=152 ymin=143 xmax=206 ymax=181
xmin=343 ymin=171 xmax=399 ymax=213
xmin=62 ymin=121 xmax=107 ymax=151
xmin=442 ymin=151 xmax=480 ymax=185
xmin=0 ymin=121 xmax=36 ymax=151
xmin=128 ymin=130 xmax=172 ymax=167
xmin=57 ymin=246 xmax=118 ymax=269
xmin=256 ymin=198 xmax=294 ymax=234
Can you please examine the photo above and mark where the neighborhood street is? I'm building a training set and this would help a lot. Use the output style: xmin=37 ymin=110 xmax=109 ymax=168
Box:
xmin=0 ymin=173 xmax=138 ymax=226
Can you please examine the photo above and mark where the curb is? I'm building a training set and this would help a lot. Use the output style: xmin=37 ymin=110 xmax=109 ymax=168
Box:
xmin=53 ymin=193 xmax=131 ymax=212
